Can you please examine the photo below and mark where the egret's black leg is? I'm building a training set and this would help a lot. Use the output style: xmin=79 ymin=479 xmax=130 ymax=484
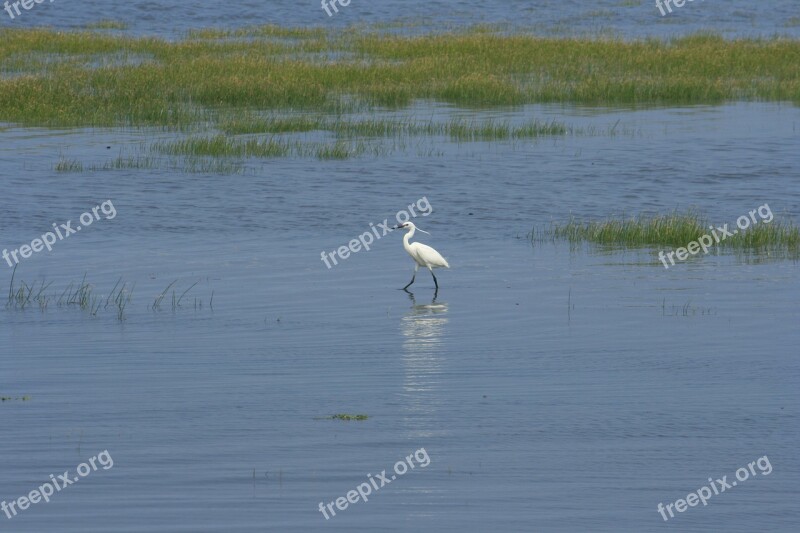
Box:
xmin=430 ymin=270 xmax=439 ymax=290
xmin=402 ymin=275 xmax=416 ymax=290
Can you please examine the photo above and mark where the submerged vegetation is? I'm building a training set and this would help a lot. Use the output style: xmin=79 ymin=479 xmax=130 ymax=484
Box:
xmin=533 ymin=211 xmax=800 ymax=254
xmin=328 ymin=414 xmax=369 ymax=421
xmin=1 ymin=395 xmax=31 ymax=402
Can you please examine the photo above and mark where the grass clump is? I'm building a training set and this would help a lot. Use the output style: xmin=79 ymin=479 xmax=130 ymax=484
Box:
xmin=55 ymin=157 xmax=83 ymax=172
xmin=535 ymin=211 xmax=800 ymax=252
xmin=7 ymin=269 xmax=104 ymax=315
xmin=154 ymin=135 xmax=383 ymax=160
xmin=546 ymin=212 xmax=708 ymax=248
xmin=329 ymin=414 xmax=369 ymax=421
xmin=446 ymin=118 xmax=568 ymax=140
xmin=220 ymin=115 xmax=570 ymax=140
xmin=153 ymin=135 xmax=291 ymax=158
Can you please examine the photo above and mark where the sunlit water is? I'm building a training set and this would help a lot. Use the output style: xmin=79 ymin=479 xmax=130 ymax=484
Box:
xmin=1 ymin=2 xmax=800 ymax=531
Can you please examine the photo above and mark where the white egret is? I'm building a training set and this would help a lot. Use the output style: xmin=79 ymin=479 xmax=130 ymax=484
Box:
xmin=393 ymin=221 xmax=449 ymax=290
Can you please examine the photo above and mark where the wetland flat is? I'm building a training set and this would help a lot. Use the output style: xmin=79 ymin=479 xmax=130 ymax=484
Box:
xmin=1 ymin=2 xmax=798 ymax=532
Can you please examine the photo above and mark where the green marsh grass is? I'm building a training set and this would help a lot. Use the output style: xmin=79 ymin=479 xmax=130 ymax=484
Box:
xmin=153 ymin=135 xmax=292 ymax=158
xmin=534 ymin=211 xmax=800 ymax=253
xmin=83 ymin=154 xmax=245 ymax=174
xmin=445 ymin=118 xmax=568 ymax=140
xmin=54 ymin=114 xmax=623 ymax=172
xmin=1 ymin=26 xmax=799 ymax=128
xmin=4 ymin=24 xmax=795 ymax=171
xmin=219 ymin=115 xmax=570 ymax=140
xmin=154 ymin=135 xmax=386 ymax=160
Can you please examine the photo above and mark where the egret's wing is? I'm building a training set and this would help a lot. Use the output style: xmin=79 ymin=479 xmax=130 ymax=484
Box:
xmin=411 ymin=242 xmax=450 ymax=268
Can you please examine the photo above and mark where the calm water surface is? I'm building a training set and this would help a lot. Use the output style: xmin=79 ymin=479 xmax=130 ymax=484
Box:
xmin=3 ymin=0 xmax=800 ymax=39
xmin=1 ymin=1 xmax=799 ymax=531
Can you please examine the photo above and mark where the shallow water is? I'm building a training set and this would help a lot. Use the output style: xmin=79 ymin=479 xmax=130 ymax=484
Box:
xmin=2 ymin=1 xmax=800 ymax=530
xmin=1 ymin=99 xmax=798 ymax=531
xmin=3 ymin=0 xmax=800 ymax=39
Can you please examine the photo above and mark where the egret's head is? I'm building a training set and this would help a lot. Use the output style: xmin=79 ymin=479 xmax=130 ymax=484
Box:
xmin=393 ymin=221 xmax=430 ymax=234
xmin=394 ymin=221 xmax=415 ymax=231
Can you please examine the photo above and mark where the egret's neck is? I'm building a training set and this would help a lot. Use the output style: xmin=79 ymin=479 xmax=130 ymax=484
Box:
xmin=403 ymin=227 xmax=415 ymax=252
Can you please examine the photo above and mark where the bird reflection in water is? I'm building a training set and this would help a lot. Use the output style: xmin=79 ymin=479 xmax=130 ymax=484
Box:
xmin=398 ymin=290 xmax=449 ymax=437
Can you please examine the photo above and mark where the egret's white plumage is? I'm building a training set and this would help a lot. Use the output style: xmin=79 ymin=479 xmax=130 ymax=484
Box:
xmin=394 ymin=221 xmax=449 ymax=290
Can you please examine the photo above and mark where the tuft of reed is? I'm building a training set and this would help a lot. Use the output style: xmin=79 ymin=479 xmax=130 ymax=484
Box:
xmin=314 ymin=141 xmax=361 ymax=159
xmin=6 ymin=265 xmax=54 ymax=311
xmin=151 ymin=279 xmax=203 ymax=311
xmin=104 ymin=277 xmax=134 ymax=321
xmin=7 ymin=270 xmax=106 ymax=316
xmin=55 ymin=157 xmax=84 ymax=172
xmin=90 ymin=155 xmax=160 ymax=171
xmin=151 ymin=280 xmax=177 ymax=310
